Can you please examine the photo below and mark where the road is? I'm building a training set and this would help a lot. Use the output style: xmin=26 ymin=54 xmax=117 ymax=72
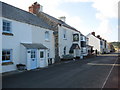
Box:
xmin=2 ymin=53 xmax=119 ymax=88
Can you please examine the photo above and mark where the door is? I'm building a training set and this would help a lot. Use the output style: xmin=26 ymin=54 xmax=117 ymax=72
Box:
xmin=76 ymin=49 xmax=80 ymax=57
xmin=30 ymin=49 xmax=37 ymax=69
xmin=39 ymin=50 xmax=46 ymax=67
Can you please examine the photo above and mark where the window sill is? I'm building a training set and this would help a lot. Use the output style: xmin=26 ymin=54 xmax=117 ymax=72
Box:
xmin=2 ymin=62 xmax=14 ymax=66
xmin=63 ymin=38 xmax=67 ymax=40
xmin=2 ymin=32 xmax=14 ymax=36
xmin=45 ymin=40 xmax=50 ymax=42
xmin=73 ymin=41 xmax=79 ymax=42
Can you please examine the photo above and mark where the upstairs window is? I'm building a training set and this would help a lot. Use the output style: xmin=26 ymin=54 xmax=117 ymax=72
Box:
xmin=81 ymin=36 xmax=85 ymax=41
xmin=2 ymin=49 xmax=12 ymax=62
xmin=81 ymin=36 xmax=83 ymax=41
xmin=81 ymin=41 xmax=86 ymax=47
xmin=100 ymin=41 xmax=103 ymax=45
xmin=45 ymin=31 xmax=50 ymax=41
xmin=47 ymin=50 xmax=50 ymax=58
xmin=3 ymin=20 xmax=11 ymax=33
xmin=63 ymin=29 xmax=66 ymax=39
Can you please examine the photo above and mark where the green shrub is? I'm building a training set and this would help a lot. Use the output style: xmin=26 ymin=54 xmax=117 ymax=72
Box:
xmin=62 ymin=54 xmax=74 ymax=60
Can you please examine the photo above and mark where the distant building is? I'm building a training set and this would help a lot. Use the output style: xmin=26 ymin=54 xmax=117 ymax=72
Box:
xmin=87 ymin=32 xmax=108 ymax=54
xmin=107 ymin=43 xmax=115 ymax=52
xmin=87 ymin=45 xmax=94 ymax=55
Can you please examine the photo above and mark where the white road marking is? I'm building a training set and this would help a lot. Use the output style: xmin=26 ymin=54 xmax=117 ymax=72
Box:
xmin=87 ymin=63 xmax=120 ymax=66
xmin=101 ymin=58 xmax=118 ymax=89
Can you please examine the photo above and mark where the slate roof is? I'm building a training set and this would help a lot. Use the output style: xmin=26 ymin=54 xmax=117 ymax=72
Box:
xmin=69 ymin=44 xmax=80 ymax=53
xmin=21 ymin=43 xmax=48 ymax=49
xmin=1 ymin=1 xmax=54 ymax=30
xmin=39 ymin=12 xmax=80 ymax=32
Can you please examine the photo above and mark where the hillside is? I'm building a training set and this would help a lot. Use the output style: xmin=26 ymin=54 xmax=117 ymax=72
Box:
xmin=110 ymin=42 xmax=120 ymax=49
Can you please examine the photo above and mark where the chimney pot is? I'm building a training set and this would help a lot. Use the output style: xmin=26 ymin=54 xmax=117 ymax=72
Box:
xmin=97 ymin=35 xmax=102 ymax=39
xmin=29 ymin=2 xmax=42 ymax=14
xmin=91 ymin=32 xmax=95 ymax=36
xmin=59 ymin=16 xmax=66 ymax=22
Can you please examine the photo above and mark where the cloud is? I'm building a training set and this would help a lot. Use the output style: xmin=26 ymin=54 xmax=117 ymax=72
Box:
xmin=92 ymin=0 xmax=118 ymax=19
xmin=64 ymin=0 xmax=92 ymax=3
xmin=63 ymin=0 xmax=118 ymax=19
xmin=66 ymin=16 xmax=83 ymax=29
xmin=62 ymin=0 xmax=118 ymax=42
xmin=95 ymin=19 xmax=112 ymax=39
xmin=1 ymin=0 xmax=118 ymax=42
xmin=91 ymin=0 xmax=118 ymax=42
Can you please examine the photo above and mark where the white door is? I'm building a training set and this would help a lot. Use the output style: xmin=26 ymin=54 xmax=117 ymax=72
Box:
xmin=39 ymin=50 xmax=46 ymax=67
xmin=76 ymin=49 xmax=80 ymax=57
xmin=30 ymin=49 xmax=37 ymax=69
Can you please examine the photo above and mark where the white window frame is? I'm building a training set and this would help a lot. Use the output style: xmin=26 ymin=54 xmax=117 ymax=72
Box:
xmin=63 ymin=47 xmax=66 ymax=55
xmin=45 ymin=31 xmax=50 ymax=41
xmin=3 ymin=20 xmax=12 ymax=33
xmin=63 ymin=29 xmax=67 ymax=39
xmin=81 ymin=36 xmax=83 ymax=41
xmin=40 ymin=50 xmax=44 ymax=59
xmin=47 ymin=49 xmax=50 ymax=58
xmin=2 ymin=49 xmax=12 ymax=63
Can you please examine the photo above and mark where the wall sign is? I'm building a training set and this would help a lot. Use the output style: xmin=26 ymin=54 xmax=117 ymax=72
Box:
xmin=73 ymin=34 xmax=79 ymax=42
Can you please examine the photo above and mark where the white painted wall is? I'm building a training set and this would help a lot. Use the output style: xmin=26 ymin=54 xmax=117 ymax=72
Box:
xmin=0 ymin=2 xmax=2 ymax=74
xmin=58 ymin=25 xmax=81 ymax=58
xmin=87 ymin=34 xmax=101 ymax=52
xmin=31 ymin=26 xmax=55 ymax=61
xmin=2 ymin=17 xmax=55 ymax=73
xmin=20 ymin=44 xmax=27 ymax=65
xmin=2 ymin=17 xmax=32 ymax=73
xmin=0 ymin=3 xmax=2 ymax=89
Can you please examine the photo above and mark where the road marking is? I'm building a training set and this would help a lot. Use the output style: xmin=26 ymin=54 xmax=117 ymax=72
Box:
xmin=101 ymin=58 xmax=118 ymax=89
xmin=87 ymin=63 xmax=120 ymax=66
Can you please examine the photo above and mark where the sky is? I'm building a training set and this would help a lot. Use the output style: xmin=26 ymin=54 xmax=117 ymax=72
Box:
xmin=1 ymin=0 xmax=119 ymax=42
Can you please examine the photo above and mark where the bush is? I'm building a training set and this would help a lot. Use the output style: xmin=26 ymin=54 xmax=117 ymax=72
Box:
xmin=62 ymin=54 xmax=74 ymax=60
xmin=16 ymin=64 xmax=26 ymax=70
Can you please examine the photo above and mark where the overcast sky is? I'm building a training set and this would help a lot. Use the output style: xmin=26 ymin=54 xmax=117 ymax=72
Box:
xmin=1 ymin=0 xmax=119 ymax=42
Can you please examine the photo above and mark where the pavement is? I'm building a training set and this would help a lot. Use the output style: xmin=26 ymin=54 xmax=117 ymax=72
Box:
xmin=2 ymin=53 xmax=120 ymax=88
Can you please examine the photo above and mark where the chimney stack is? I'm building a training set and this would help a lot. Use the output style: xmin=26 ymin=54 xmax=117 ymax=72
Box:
xmin=29 ymin=2 xmax=43 ymax=14
xmin=97 ymin=35 xmax=101 ymax=39
xmin=91 ymin=32 xmax=95 ymax=36
xmin=58 ymin=16 xmax=66 ymax=22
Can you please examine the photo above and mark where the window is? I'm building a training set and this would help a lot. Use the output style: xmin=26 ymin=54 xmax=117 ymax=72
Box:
xmin=2 ymin=49 xmax=12 ymax=62
xmin=47 ymin=50 xmax=50 ymax=58
xmin=40 ymin=51 xmax=44 ymax=58
xmin=81 ymin=41 xmax=86 ymax=47
xmin=48 ymin=53 xmax=50 ymax=58
xmin=81 ymin=36 xmax=83 ymax=41
xmin=81 ymin=36 xmax=86 ymax=41
xmin=63 ymin=47 xmax=66 ymax=55
xmin=105 ymin=42 xmax=106 ymax=48
xmin=45 ymin=31 xmax=50 ymax=40
xmin=100 ymin=41 xmax=103 ymax=45
xmin=3 ymin=20 xmax=11 ymax=33
xmin=63 ymin=29 xmax=66 ymax=39
xmin=31 ymin=50 xmax=36 ymax=58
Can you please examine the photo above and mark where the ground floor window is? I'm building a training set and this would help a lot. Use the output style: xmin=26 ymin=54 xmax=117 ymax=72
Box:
xmin=64 ymin=47 xmax=66 ymax=55
xmin=2 ymin=49 xmax=12 ymax=62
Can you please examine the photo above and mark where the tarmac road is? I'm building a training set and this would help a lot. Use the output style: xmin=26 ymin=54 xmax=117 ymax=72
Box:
xmin=2 ymin=53 xmax=119 ymax=88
